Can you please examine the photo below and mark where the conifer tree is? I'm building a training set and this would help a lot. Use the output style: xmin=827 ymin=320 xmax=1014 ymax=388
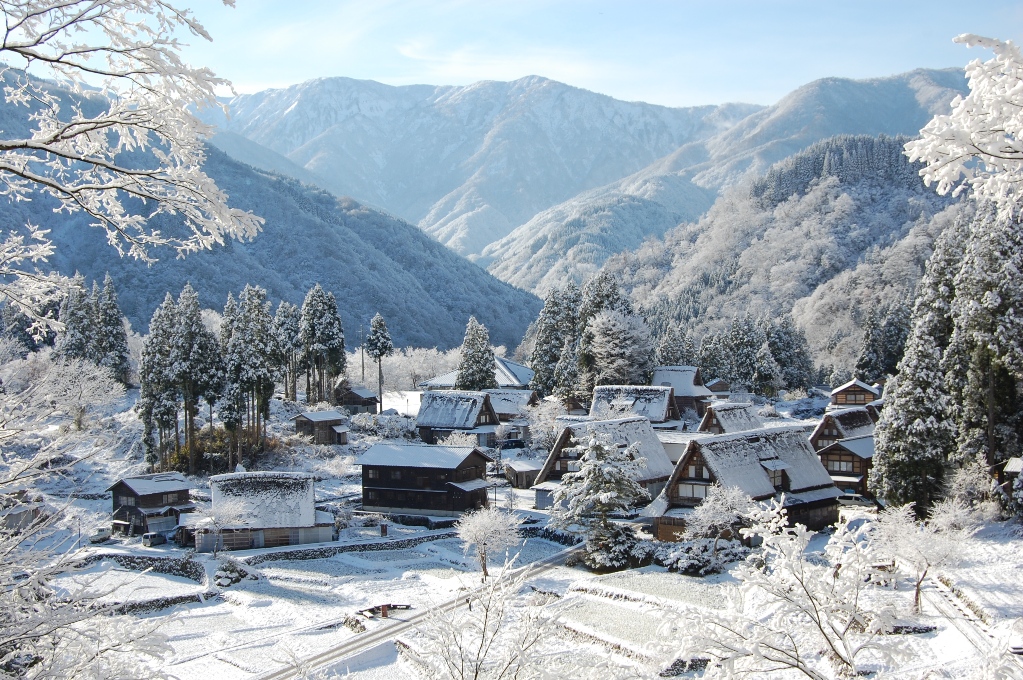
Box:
xmin=765 ymin=317 xmax=814 ymax=390
xmin=137 ymin=293 xmax=180 ymax=470
xmin=588 ymin=310 xmax=654 ymax=386
xmin=529 ymin=289 xmax=564 ymax=397
xmin=699 ymin=332 xmax=731 ymax=382
xmin=553 ymin=339 xmax=579 ymax=401
xmin=90 ymin=274 xmax=131 ymax=384
xmin=855 ymin=309 xmax=886 ymax=383
xmin=300 ymin=284 xmax=346 ymax=403
xmin=273 ymin=301 xmax=303 ymax=402
xmin=655 ymin=324 xmax=686 ymax=366
xmin=727 ymin=314 xmax=767 ymax=388
xmin=54 ymin=274 xmax=91 ymax=360
xmin=577 ymin=273 xmax=632 ymax=395
xmin=752 ymin=341 xmax=783 ymax=397
xmin=870 ymin=218 xmax=964 ymax=509
xmin=455 ymin=316 xmax=498 ymax=390
xmin=679 ymin=328 xmax=698 ymax=366
xmin=228 ymin=285 xmax=281 ymax=450
xmin=365 ymin=313 xmax=394 ymax=409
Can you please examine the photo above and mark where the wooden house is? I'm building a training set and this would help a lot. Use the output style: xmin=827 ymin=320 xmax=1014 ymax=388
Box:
xmin=697 ymin=402 xmax=761 ymax=435
xmin=292 ymin=410 xmax=348 ymax=445
xmin=418 ymin=356 xmax=534 ymax=391
xmin=334 ymin=382 xmax=379 ymax=414
xmin=656 ymin=430 xmax=702 ymax=464
xmin=415 ymin=390 xmax=501 ymax=446
xmin=504 ymin=459 xmax=544 ymax=488
xmin=106 ymin=472 xmax=194 ymax=536
xmin=817 ymin=434 xmax=875 ymax=497
xmin=182 ymin=472 xmax=334 ymax=552
xmin=532 ymin=416 xmax=675 ymax=509
xmin=809 ymin=407 xmax=876 ymax=451
xmin=360 ymin=443 xmax=494 ymax=516
xmin=589 ymin=385 xmax=681 ymax=425
xmin=705 ymin=378 xmax=730 ymax=399
xmin=484 ymin=389 xmax=539 ymax=443
xmin=651 ymin=366 xmax=714 ymax=417
xmin=828 ymin=379 xmax=880 ymax=410
xmin=650 ymin=426 xmax=840 ymax=540
xmin=0 ymin=490 xmax=47 ymax=532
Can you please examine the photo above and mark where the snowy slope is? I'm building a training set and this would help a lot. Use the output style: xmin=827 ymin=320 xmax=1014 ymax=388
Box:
xmin=481 ymin=69 xmax=968 ymax=293
xmin=200 ymin=76 xmax=763 ymax=256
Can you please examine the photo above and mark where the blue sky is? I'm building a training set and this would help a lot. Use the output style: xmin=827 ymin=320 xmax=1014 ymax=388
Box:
xmin=178 ymin=1 xmax=1023 ymax=107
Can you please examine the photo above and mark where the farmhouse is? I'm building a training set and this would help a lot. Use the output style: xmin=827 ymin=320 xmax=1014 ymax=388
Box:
xmin=532 ymin=416 xmax=674 ymax=509
xmin=809 ymin=407 xmax=876 ymax=451
xmin=484 ymin=388 xmax=539 ymax=442
xmin=656 ymin=430 xmax=702 ymax=464
xmin=292 ymin=410 xmax=348 ymax=445
xmin=705 ymin=378 xmax=730 ymax=399
xmin=107 ymin=472 xmax=194 ymax=536
xmin=415 ymin=390 xmax=501 ymax=446
xmin=817 ymin=434 xmax=875 ymax=497
xmin=589 ymin=385 xmax=681 ymax=424
xmin=334 ymin=382 xmax=379 ymax=414
xmin=651 ymin=366 xmax=714 ymax=417
xmin=418 ymin=356 xmax=535 ymax=391
xmin=186 ymin=472 xmax=334 ymax=552
xmin=651 ymin=426 xmax=840 ymax=540
xmin=697 ymin=402 xmax=761 ymax=435
xmin=828 ymin=379 xmax=880 ymax=410
xmin=361 ymin=443 xmax=494 ymax=516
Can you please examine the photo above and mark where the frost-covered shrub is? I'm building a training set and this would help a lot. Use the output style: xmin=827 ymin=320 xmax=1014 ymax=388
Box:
xmin=757 ymin=403 xmax=779 ymax=418
xmin=583 ymin=523 xmax=638 ymax=571
xmin=215 ymin=557 xmax=260 ymax=588
xmin=350 ymin=413 xmax=415 ymax=439
xmin=633 ymin=538 xmax=750 ymax=575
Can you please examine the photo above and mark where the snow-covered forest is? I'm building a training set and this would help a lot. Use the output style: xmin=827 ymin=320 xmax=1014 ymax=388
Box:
xmin=2 ymin=2 xmax=1023 ymax=679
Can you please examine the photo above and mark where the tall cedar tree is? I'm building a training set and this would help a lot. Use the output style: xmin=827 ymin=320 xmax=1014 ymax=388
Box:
xmin=364 ymin=313 xmax=394 ymax=408
xmin=765 ymin=317 xmax=815 ymax=390
xmin=137 ymin=293 xmax=180 ymax=470
xmin=455 ymin=317 xmax=498 ymax=390
xmin=300 ymin=284 xmax=346 ymax=403
xmin=529 ymin=289 xmax=564 ymax=397
xmin=273 ymin=301 xmax=303 ymax=401
xmin=226 ymin=285 xmax=280 ymax=453
xmin=90 ymin=274 xmax=131 ymax=384
xmin=577 ymin=273 xmax=633 ymax=396
xmin=655 ymin=324 xmax=686 ymax=367
xmin=54 ymin=274 xmax=91 ymax=360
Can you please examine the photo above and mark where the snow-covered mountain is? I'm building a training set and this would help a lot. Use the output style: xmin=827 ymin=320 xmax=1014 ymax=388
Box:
xmin=15 ymin=146 xmax=541 ymax=349
xmin=201 ymin=76 xmax=762 ymax=256
xmin=481 ymin=69 xmax=969 ymax=293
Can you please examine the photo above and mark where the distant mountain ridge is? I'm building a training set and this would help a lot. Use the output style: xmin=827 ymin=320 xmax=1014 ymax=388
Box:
xmin=200 ymin=76 xmax=763 ymax=256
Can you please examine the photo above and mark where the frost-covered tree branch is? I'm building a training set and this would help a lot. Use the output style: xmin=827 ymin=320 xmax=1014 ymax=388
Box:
xmin=905 ymin=34 xmax=1023 ymax=216
xmin=455 ymin=506 xmax=522 ymax=580
xmin=0 ymin=0 xmax=263 ymax=318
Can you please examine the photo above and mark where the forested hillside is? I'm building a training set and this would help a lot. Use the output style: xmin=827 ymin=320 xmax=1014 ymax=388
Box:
xmin=13 ymin=146 xmax=540 ymax=348
xmin=602 ymin=135 xmax=961 ymax=370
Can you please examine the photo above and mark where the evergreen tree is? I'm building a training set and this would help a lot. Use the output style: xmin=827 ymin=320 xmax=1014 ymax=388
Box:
xmin=588 ymin=310 xmax=654 ymax=386
xmin=870 ymin=217 xmax=964 ymax=509
xmin=655 ymin=324 xmax=686 ymax=366
xmin=727 ymin=314 xmax=767 ymax=388
xmin=300 ymin=284 xmax=346 ymax=403
xmin=752 ymin=341 xmax=783 ymax=397
xmin=364 ymin=313 xmax=394 ymax=408
xmin=137 ymin=293 xmax=179 ymax=470
xmin=455 ymin=316 xmax=498 ymax=390
xmin=679 ymin=329 xmax=698 ymax=366
xmin=699 ymin=332 xmax=731 ymax=382
xmin=577 ymin=273 xmax=632 ymax=395
xmin=90 ymin=273 xmax=131 ymax=384
xmin=228 ymin=285 xmax=281 ymax=453
xmin=553 ymin=339 xmax=579 ymax=401
xmin=880 ymin=303 xmax=911 ymax=377
xmin=529 ymin=289 xmax=564 ymax=397
xmin=765 ymin=317 xmax=814 ymax=390
xmin=273 ymin=301 xmax=303 ymax=402
xmin=54 ymin=274 xmax=91 ymax=360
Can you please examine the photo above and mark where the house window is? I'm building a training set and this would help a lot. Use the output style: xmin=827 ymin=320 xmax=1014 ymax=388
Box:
xmin=566 ymin=461 xmax=581 ymax=472
xmin=162 ymin=493 xmax=179 ymax=504
xmin=677 ymin=483 xmax=709 ymax=499
xmin=390 ymin=470 xmax=402 ymax=480
xmin=417 ymin=476 xmax=428 ymax=487
xmin=827 ymin=460 xmax=853 ymax=473
xmin=367 ymin=490 xmax=377 ymax=501
xmin=768 ymin=469 xmax=785 ymax=489
xmin=119 ymin=495 xmax=135 ymax=507
xmin=367 ymin=469 xmax=379 ymax=479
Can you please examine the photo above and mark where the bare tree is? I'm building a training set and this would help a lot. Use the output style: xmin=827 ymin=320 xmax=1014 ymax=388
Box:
xmin=455 ymin=506 xmax=522 ymax=580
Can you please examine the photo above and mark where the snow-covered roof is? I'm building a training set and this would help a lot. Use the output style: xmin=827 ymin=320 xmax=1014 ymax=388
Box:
xmin=360 ymin=443 xmax=491 ymax=469
xmin=672 ymin=426 xmax=833 ymax=501
xmin=345 ymin=386 xmax=377 ymax=400
xmin=449 ymin=479 xmax=495 ymax=492
xmin=824 ymin=408 xmax=876 ymax=440
xmin=531 ymin=481 xmax=561 ymax=492
xmin=210 ymin=472 xmax=316 ymax=530
xmin=651 ymin=366 xmax=713 ymax=398
xmin=831 ymin=379 xmax=880 ymax=397
xmin=416 ymin=390 xmax=492 ymax=429
xmin=699 ymin=402 xmax=761 ymax=434
xmin=106 ymin=472 xmax=190 ymax=496
xmin=419 ymin=356 xmax=535 ymax=389
xmin=483 ymin=389 xmax=537 ymax=417
xmin=505 ymin=459 xmax=544 ymax=472
xmin=332 ymin=425 xmax=350 ymax=434
xmin=315 ymin=510 xmax=335 ymax=526
xmin=820 ymin=434 xmax=875 ymax=459
xmin=590 ymin=385 xmax=676 ymax=423
xmin=784 ymin=486 xmax=842 ymax=505
xmin=292 ymin=410 xmax=346 ymax=423
xmin=538 ymin=416 xmax=674 ymax=485
xmin=1003 ymin=457 xmax=1022 ymax=475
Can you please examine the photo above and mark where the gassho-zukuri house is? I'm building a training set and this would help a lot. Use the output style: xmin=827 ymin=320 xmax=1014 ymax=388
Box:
xmin=418 ymin=356 xmax=535 ymax=391
xmin=180 ymin=472 xmax=334 ymax=552
xmin=532 ymin=416 xmax=675 ymax=510
xmin=107 ymin=472 xmax=195 ymax=535
xmin=415 ymin=390 xmax=501 ymax=447
xmin=646 ymin=426 xmax=841 ymax=541
xmin=589 ymin=385 xmax=681 ymax=425
xmin=360 ymin=443 xmax=494 ymax=516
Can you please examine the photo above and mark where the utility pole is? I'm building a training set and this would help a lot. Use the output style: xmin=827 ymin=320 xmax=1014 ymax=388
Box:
xmin=360 ymin=324 xmax=365 ymax=383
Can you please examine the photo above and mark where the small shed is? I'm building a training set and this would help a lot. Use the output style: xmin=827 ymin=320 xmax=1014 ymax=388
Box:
xmin=504 ymin=459 xmax=544 ymax=488
xmin=706 ymin=378 xmax=730 ymax=399
xmin=335 ymin=382 xmax=379 ymax=414
xmin=292 ymin=410 xmax=347 ymax=445
xmin=697 ymin=402 xmax=761 ymax=435
xmin=532 ymin=481 xmax=561 ymax=511
xmin=0 ymin=490 xmax=46 ymax=532
xmin=106 ymin=472 xmax=194 ymax=536
xmin=651 ymin=366 xmax=714 ymax=417
xmin=999 ymin=457 xmax=1022 ymax=495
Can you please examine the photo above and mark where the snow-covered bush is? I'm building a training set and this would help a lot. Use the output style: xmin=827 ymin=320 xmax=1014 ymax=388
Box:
xmin=757 ymin=403 xmax=779 ymax=418
xmin=525 ymin=398 xmax=566 ymax=453
xmin=350 ymin=412 xmax=415 ymax=439
xmin=584 ymin=522 xmax=638 ymax=571
xmin=215 ymin=558 xmax=260 ymax=588
xmin=634 ymin=538 xmax=750 ymax=575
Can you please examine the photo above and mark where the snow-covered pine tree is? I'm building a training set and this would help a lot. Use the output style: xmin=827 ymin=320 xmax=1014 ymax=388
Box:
xmin=137 ymin=293 xmax=180 ymax=470
xmin=655 ymin=324 xmax=686 ymax=366
xmin=528 ymin=289 xmax=564 ymax=397
xmin=870 ymin=217 xmax=965 ymax=510
xmin=273 ymin=301 xmax=302 ymax=402
xmin=551 ymin=434 xmax=649 ymax=569
xmin=54 ymin=274 xmax=91 ymax=360
xmin=765 ymin=317 xmax=814 ymax=390
xmin=679 ymin=328 xmax=698 ymax=366
xmin=300 ymin=284 xmax=346 ymax=404
xmin=699 ymin=331 xmax=731 ymax=382
xmin=577 ymin=273 xmax=632 ymax=395
xmin=553 ymin=339 xmax=579 ymax=401
xmin=455 ymin=316 xmax=498 ymax=390
xmin=854 ymin=308 xmax=885 ymax=383
xmin=89 ymin=273 xmax=131 ymax=384
xmin=364 ymin=313 xmax=394 ymax=408
xmin=171 ymin=283 xmax=224 ymax=474
xmin=588 ymin=310 xmax=654 ymax=386
xmin=229 ymin=285 xmax=281 ymax=450
xmin=752 ymin=341 xmax=783 ymax=397
xmin=880 ymin=303 xmax=911 ymax=377
xmin=727 ymin=314 xmax=766 ymax=388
